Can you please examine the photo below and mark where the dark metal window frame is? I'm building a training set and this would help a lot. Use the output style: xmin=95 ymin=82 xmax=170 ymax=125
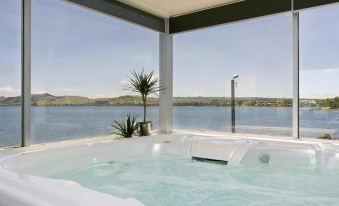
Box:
xmin=169 ymin=0 xmax=339 ymax=34
xmin=66 ymin=0 xmax=165 ymax=32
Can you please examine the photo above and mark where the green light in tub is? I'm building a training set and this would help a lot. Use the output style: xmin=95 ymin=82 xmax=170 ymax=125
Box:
xmin=92 ymin=157 xmax=98 ymax=165
xmin=309 ymin=157 xmax=317 ymax=169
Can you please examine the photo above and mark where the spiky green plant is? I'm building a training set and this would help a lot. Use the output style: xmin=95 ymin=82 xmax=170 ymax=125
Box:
xmin=318 ymin=133 xmax=332 ymax=140
xmin=126 ymin=70 xmax=164 ymax=123
xmin=112 ymin=114 xmax=138 ymax=138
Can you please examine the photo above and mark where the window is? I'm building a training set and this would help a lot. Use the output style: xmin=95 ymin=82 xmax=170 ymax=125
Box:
xmin=173 ymin=14 xmax=293 ymax=136
xmin=299 ymin=5 xmax=339 ymax=139
xmin=31 ymin=0 xmax=159 ymax=144
xmin=0 ymin=0 xmax=21 ymax=147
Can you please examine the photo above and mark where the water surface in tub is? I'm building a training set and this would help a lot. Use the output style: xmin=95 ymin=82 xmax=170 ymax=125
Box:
xmin=52 ymin=154 xmax=339 ymax=206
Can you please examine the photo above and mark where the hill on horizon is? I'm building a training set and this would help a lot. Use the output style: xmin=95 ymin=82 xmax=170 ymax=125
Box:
xmin=0 ymin=93 xmax=295 ymax=107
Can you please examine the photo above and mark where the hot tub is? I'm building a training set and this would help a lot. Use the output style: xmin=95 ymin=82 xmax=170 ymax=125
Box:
xmin=1 ymin=133 xmax=339 ymax=206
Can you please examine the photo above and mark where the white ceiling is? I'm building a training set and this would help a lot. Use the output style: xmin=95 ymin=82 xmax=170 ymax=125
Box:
xmin=118 ymin=0 xmax=243 ymax=18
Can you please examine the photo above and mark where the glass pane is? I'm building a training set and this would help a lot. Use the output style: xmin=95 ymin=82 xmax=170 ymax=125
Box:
xmin=173 ymin=14 xmax=292 ymax=136
xmin=0 ymin=0 xmax=21 ymax=147
xmin=299 ymin=5 xmax=339 ymax=139
xmin=31 ymin=0 xmax=159 ymax=144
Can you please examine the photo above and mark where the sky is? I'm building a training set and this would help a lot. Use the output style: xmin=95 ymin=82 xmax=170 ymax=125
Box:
xmin=0 ymin=0 xmax=338 ymax=99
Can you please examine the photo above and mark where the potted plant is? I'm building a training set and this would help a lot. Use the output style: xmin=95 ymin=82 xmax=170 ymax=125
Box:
xmin=112 ymin=114 xmax=138 ymax=138
xmin=126 ymin=70 xmax=164 ymax=136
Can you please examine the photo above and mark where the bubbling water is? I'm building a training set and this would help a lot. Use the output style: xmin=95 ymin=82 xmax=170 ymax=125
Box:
xmin=53 ymin=154 xmax=339 ymax=206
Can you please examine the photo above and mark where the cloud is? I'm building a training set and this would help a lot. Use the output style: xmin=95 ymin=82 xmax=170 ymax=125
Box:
xmin=322 ymin=68 xmax=336 ymax=74
xmin=192 ymin=92 xmax=205 ymax=97
xmin=94 ymin=94 xmax=104 ymax=98
xmin=62 ymin=88 xmax=79 ymax=95
xmin=302 ymin=66 xmax=339 ymax=73
xmin=0 ymin=86 xmax=17 ymax=92
xmin=32 ymin=89 xmax=47 ymax=94
xmin=0 ymin=86 xmax=20 ymax=97
xmin=120 ymin=79 xmax=129 ymax=85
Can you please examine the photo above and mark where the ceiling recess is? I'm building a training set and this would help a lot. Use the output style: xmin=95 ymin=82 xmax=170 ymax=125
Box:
xmin=117 ymin=0 xmax=243 ymax=18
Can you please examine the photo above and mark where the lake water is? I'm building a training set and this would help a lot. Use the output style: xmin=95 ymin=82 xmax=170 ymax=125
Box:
xmin=0 ymin=106 xmax=338 ymax=147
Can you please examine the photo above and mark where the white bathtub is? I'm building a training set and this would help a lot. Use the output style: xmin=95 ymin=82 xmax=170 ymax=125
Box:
xmin=1 ymin=133 xmax=339 ymax=206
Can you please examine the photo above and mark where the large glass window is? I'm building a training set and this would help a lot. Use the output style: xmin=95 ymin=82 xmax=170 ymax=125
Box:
xmin=173 ymin=14 xmax=292 ymax=136
xmin=0 ymin=0 xmax=21 ymax=147
xmin=31 ymin=0 xmax=159 ymax=144
xmin=299 ymin=5 xmax=339 ymax=139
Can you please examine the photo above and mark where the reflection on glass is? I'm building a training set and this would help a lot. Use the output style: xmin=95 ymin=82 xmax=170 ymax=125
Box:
xmin=0 ymin=0 xmax=21 ymax=147
xmin=300 ymin=5 xmax=339 ymax=139
xmin=31 ymin=0 xmax=159 ymax=144
xmin=174 ymin=14 xmax=292 ymax=136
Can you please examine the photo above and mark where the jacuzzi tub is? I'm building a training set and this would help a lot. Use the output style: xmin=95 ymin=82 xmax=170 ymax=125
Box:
xmin=1 ymin=133 xmax=339 ymax=206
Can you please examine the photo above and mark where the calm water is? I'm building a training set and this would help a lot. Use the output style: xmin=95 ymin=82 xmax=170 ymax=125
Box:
xmin=53 ymin=154 xmax=339 ymax=206
xmin=0 ymin=106 xmax=338 ymax=147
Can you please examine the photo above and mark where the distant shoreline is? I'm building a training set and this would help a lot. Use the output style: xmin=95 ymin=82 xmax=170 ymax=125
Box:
xmin=0 ymin=93 xmax=338 ymax=110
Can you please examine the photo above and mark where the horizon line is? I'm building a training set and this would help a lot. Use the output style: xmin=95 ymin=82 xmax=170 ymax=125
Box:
xmin=0 ymin=93 xmax=338 ymax=100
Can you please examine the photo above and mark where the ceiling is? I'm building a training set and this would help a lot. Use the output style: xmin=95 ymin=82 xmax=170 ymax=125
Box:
xmin=118 ymin=0 xmax=243 ymax=18
xmin=67 ymin=0 xmax=339 ymax=33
